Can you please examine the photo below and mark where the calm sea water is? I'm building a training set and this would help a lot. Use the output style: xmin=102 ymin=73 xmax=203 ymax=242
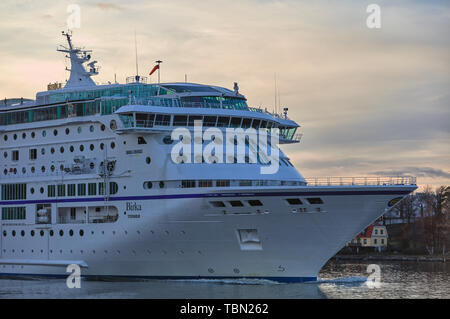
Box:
xmin=0 ymin=260 xmax=448 ymax=299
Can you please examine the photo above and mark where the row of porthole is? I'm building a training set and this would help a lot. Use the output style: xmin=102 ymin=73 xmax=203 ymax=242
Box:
xmin=3 ymin=141 xmax=115 ymax=159
xmin=2 ymin=125 xmax=106 ymax=142
xmin=2 ymin=229 xmax=185 ymax=237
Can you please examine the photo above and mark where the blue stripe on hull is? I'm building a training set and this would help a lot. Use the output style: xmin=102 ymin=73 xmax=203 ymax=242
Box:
xmin=0 ymin=272 xmax=317 ymax=283
xmin=0 ymin=189 xmax=413 ymax=206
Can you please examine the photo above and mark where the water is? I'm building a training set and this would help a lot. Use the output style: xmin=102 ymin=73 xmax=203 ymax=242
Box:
xmin=0 ymin=261 xmax=448 ymax=299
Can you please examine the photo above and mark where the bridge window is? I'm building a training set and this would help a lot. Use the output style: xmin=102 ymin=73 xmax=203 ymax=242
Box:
xmin=1 ymin=183 xmax=27 ymax=200
xmin=210 ymin=201 xmax=226 ymax=208
xmin=229 ymin=200 xmax=244 ymax=207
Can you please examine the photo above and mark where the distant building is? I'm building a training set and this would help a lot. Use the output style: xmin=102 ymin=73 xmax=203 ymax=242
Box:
xmin=347 ymin=224 xmax=388 ymax=252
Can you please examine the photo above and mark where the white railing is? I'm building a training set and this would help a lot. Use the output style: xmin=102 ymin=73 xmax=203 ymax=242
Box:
xmin=305 ymin=176 xmax=416 ymax=186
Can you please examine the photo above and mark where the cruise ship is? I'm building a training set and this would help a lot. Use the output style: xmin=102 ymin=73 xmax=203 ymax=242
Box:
xmin=0 ymin=32 xmax=417 ymax=282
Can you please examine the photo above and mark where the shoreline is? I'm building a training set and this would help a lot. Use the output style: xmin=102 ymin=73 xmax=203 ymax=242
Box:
xmin=331 ymin=254 xmax=448 ymax=263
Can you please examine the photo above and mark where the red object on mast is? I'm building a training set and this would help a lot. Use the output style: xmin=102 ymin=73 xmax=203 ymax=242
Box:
xmin=149 ymin=64 xmax=159 ymax=76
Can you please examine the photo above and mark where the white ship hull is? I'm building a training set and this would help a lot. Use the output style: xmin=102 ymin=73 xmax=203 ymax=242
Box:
xmin=0 ymin=185 xmax=414 ymax=282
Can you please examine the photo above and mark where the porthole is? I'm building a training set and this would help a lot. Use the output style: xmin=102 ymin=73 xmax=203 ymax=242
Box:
xmin=89 ymin=125 xmax=94 ymax=132
xmin=21 ymin=230 xmax=25 ymax=237
xmin=65 ymin=128 xmax=70 ymax=135
xmin=22 ymin=167 xmax=26 ymax=174
xmin=60 ymin=146 xmax=64 ymax=153
xmin=40 ymin=230 xmax=44 ymax=237
xmin=41 ymin=148 xmax=45 ymax=155
xmin=110 ymin=120 xmax=117 ymax=130
xmin=42 ymin=130 xmax=46 ymax=137
xmin=79 ymin=230 xmax=84 ymax=237
xmin=101 ymin=124 xmax=106 ymax=131
xmin=3 ymin=169 xmax=7 ymax=175
xmin=53 ymin=129 xmax=58 ymax=136
xmin=40 ymin=187 xmax=44 ymax=194
xmin=13 ymin=168 xmax=17 ymax=174
xmin=70 ymin=146 xmax=74 ymax=152
xmin=31 ymin=166 xmax=35 ymax=173
xmin=3 ymin=152 xmax=7 ymax=158
xmin=89 ymin=162 xmax=95 ymax=169
xmin=163 ymin=136 xmax=173 ymax=144
xmin=51 ymin=165 xmax=55 ymax=172
xmin=77 ymin=127 xmax=82 ymax=134
xmin=3 ymin=230 xmax=6 ymax=237
xmin=60 ymin=164 xmax=64 ymax=171
xmin=80 ymin=145 xmax=84 ymax=152
xmin=31 ymin=132 xmax=35 ymax=138
xmin=69 ymin=229 xmax=74 ymax=236
xmin=30 ymin=187 xmax=35 ymax=194
xmin=41 ymin=166 xmax=45 ymax=173
xmin=31 ymin=230 xmax=35 ymax=237
xmin=100 ymin=143 xmax=104 ymax=150
xmin=90 ymin=144 xmax=94 ymax=151
xmin=159 ymin=181 xmax=165 ymax=188
xmin=13 ymin=134 xmax=17 ymax=140
xmin=146 ymin=157 xmax=151 ymax=165
xmin=143 ymin=181 xmax=153 ymax=189
xmin=59 ymin=230 xmax=64 ymax=236
xmin=3 ymin=135 xmax=7 ymax=141
xmin=51 ymin=147 xmax=55 ymax=154
xmin=22 ymin=132 xmax=26 ymax=139
xmin=110 ymin=142 xmax=115 ymax=149
xmin=12 ymin=230 xmax=16 ymax=237
xmin=49 ymin=230 xmax=54 ymax=236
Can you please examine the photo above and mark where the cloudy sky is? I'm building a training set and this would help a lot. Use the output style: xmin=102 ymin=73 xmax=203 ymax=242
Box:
xmin=0 ymin=0 xmax=448 ymax=188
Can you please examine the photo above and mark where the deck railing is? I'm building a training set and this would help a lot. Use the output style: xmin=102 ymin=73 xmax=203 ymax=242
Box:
xmin=305 ymin=176 xmax=416 ymax=186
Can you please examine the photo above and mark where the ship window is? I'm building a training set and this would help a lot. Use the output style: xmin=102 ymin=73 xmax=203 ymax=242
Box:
xmin=68 ymin=184 xmax=76 ymax=196
xmin=286 ymin=198 xmax=303 ymax=205
xmin=163 ymin=136 xmax=173 ymax=144
xmin=57 ymin=184 xmax=65 ymax=197
xmin=198 ymin=180 xmax=213 ymax=188
xmin=229 ymin=200 xmax=244 ymax=207
xmin=48 ymin=185 xmax=56 ymax=197
xmin=230 ymin=117 xmax=242 ymax=128
xmin=77 ymin=184 xmax=86 ymax=196
xmin=88 ymin=183 xmax=97 ymax=195
xmin=109 ymin=182 xmax=118 ymax=195
xmin=12 ymin=150 xmax=19 ymax=161
xmin=1 ymin=207 xmax=26 ymax=220
xmin=188 ymin=115 xmax=203 ymax=126
xmin=29 ymin=149 xmax=37 ymax=160
xmin=248 ymin=200 xmax=263 ymax=206
xmin=307 ymin=198 xmax=323 ymax=205
xmin=155 ymin=114 xmax=170 ymax=126
xmin=210 ymin=201 xmax=226 ymax=208
xmin=251 ymin=119 xmax=261 ymax=129
xmin=203 ymin=116 xmax=217 ymax=127
xmin=216 ymin=180 xmax=230 ymax=187
xmin=217 ymin=117 xmax=230 ymax=127
xmin=138 ymin=136 xmax=147 ymax=144
xmin=143 ymin=181 xmax=153 ymax=189
xmin=181 ymin=180 xmax=196 ymax=188
xmin=241 ymin=118 xmax=251 ymax=128
xmin=173 ymin=115 xmax=188 ymax=126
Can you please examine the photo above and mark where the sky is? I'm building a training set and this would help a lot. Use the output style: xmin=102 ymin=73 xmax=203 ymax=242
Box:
xmin=0 ymin=0 xmax=448 ymax=189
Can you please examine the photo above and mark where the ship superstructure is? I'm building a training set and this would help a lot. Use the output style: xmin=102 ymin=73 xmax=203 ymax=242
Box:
xmin=0 ymin=33 xmax=416 ymax=281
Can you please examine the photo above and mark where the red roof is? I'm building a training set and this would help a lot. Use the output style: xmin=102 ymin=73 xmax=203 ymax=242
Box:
xmin=356 ymin=224 xmax=374 ymax=238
